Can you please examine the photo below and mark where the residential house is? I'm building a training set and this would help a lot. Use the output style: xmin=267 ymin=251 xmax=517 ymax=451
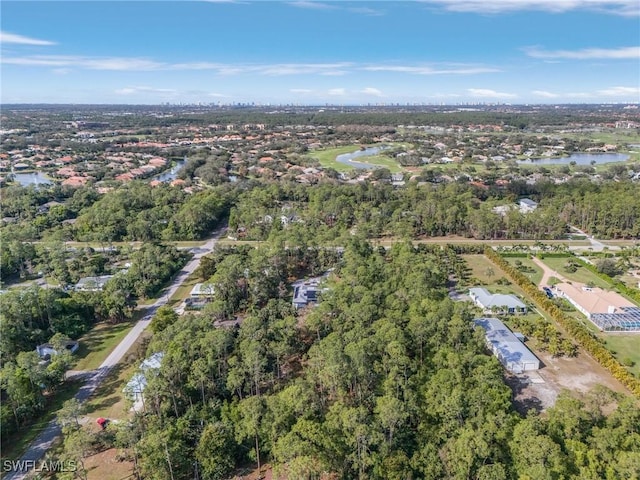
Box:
xmin=74 ymin=275 xmax=114 ymax=292
xmin=292 ymin=273 xmax=330 ymax=309
xmin=123 ymin=352 xmax=164 ymax=406
xmin=518 ymin=198 xmax=538 ymax=213
xmin=469 ymin=287 xmax=527 ymax=314
xmin=36 ymin=340 xmax=79 ymax=360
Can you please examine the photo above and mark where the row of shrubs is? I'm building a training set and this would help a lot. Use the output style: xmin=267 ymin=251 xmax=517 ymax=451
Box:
xmin=484 ymin=247 xmax=640 ymax=398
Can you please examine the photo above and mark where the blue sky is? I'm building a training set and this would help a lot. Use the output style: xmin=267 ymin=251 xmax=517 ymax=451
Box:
xmin=1 ymin=1 xmax=639 ymax=104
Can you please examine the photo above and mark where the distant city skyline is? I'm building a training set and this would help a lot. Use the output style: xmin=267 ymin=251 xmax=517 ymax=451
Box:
xmin=1 ymin=0 xmax=639 ymax=105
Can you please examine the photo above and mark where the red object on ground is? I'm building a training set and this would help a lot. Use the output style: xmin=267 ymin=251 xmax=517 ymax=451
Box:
xmin=97 ymin=418 xmax=107 ymax=429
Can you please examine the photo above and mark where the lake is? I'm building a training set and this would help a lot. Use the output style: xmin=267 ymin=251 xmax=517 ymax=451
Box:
xmin=336 ymin=146 xmax=389 ymax=169
xmin=12 ymin=171 xmax=53 ymax=187
xmin=150 ymin=159 xmax=186 ymax=182
xmin=518 ymin=152 xmax=629 ymax=166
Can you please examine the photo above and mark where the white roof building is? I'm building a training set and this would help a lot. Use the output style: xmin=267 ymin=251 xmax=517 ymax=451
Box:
xmin=190 ymin=283 xmax=215 ymax=297
xmin=123 ymin=352 xmax=164 ymax=407
xmin=36 ymin=340 xmax=79 ymax=360
xmin=74 ymin=275 xmax=114 ymax=292
xmin=469 ymin=287 xmax=527 ymax=314
xmin=474 ymin=318 xmax=540 ymax=373
xmin=518 ymin=198 xmax=538 ymax=213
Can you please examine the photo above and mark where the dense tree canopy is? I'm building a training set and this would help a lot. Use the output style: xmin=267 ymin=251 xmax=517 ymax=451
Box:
xmin=117 ymin=240 xmax=640 ymax=479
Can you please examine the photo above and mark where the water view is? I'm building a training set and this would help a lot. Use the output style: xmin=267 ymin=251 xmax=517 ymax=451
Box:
xmin=336 ymin=146 xmax=389 ymax=169
xmin=150 ymin=159 xmax=186 ymax=182
xmin=518 ymin=152 xmax=629 ymax=166
xmin=12 ymin=171 xmax=53 ymax=187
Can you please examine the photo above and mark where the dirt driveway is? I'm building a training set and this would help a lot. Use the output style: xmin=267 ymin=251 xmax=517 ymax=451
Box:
xmin=531 ymin=256 xmax=568 ymax=288
xmin=507 ymin=345 xmax=630 ymax=413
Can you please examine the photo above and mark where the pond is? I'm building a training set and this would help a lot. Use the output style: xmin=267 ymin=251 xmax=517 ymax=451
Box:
xmin=12 ymin=171 xmax=53 ymax=187
xmin=518 ymin=152 xmax=629 ymax=166
xmin=150 ymin=159 xmax=186 ymax=182
xmin=336 ymin=146 xmax=389 ymax=169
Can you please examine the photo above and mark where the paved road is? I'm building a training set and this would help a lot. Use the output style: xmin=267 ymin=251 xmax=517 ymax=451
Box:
xmin=568 ymin=225 xmax=618 ymax=252
xmin=4 ymin=226 xmax=226 ymax=480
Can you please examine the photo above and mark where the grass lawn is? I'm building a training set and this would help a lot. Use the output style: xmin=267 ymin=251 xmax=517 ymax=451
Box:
xmin=84 ymin=327 xmax=152 ymax=421
xmin=602 ymin=335 xmax=640 ymax=377
xmin=461 ymin=255 xmax=532 ymax=301
xmin=311 ymin=144 xmax=406 ymax=173
xmin=354 ymin=154 xmax=404 ymax=173
xmin=503 ymin=256 xmax=544 ymax=286
xmin=311 ymin=144 xmax=365 ymax=172
xmin=167 ymin=271 xmax=201 ymax=307
xmin=0 ymin=380 xmax=82 ymax=465
xmin=73 ymin=321 xmax=136 ymax=371
xmin=575 ymin=311 xmax=640 ymax=378
xmin=619 ymin=272 xmax=640 ymax=290
xmin=463 ymin=254 xmax=511 ymax=287
xmin=538 ymin=256 xmax=611 ymax=288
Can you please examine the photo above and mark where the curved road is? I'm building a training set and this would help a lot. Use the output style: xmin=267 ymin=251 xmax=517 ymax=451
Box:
xmin=4 ymin=226 xmax=226 ymax=480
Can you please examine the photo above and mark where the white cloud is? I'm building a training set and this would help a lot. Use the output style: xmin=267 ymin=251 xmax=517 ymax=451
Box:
xmin=115 ymin=86 xmax=177 ymax=95
xmin=597 ymin=86 xmax=640 ymax=96
xmin=290 ymin=88 xmax=313 ymax=93
xmin=532 ymin=90 xmax=560 ymax=98
xmin=361 ymin=87 xmax=384 ymax=97
xmin=468 ymin=88 xmax=517 ymax=98
xmin=524 ymin=46 xmax=640 ymax=60
xmin=0 ymin=31 xmax=56 ymax=46
xmin=2 ymin=55 xmax=502 ymax=79
xmin=255 ymin=63 xmax=352 ymax=76
xmin=208 ymin=92 xmax=229 ymax=97
xmin=51 ymin=68 xmax=71 ymax=75
xmin=421 ymin=0 xmax=639 ymax=16
xmin=362 ymin=64 xmax=500 ymax=75
xmin=348 ymin=7 xmax=385 ymax=16
xmin=1 ymin=56 xmax=356 ymax=76
xmin=289 ymin=1 xmax=385 ymax=15
xmin=328 ymin=88 xmax=346 ymax=96
xmin=288 ymin=1 xmax=337 ymax=10
xmin=3 ymin=55 xmax=164 ymax=70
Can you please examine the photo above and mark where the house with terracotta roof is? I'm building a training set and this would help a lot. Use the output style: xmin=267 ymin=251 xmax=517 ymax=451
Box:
xmin=552 ymin=282 xmax=640 ymax=331
xmin=62 ymin=176 xmax=91 ymax=187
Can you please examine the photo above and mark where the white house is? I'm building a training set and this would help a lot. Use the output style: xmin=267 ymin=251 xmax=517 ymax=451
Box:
xmin=190 ymin=283 xmax=215 ymax=298
xmin=74 ymin=275 xmax=114 ymax=292
xmin=36 ymin=340 xmax=79 ymax=360
xmin=518 ymin=198 xmax=538 ymax=213
xmin=123 ymin=352 xmax=164 ymax=407
xmin=469 ymin=287 xmax=527 ymax=314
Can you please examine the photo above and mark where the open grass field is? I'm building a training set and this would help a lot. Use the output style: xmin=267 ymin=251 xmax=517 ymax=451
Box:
xmin=538 ymin=256 xmax=611 ymax=288
xmin=73 ymin=321 xmax=135 ymax=371
xmin=311 ymin=144 xmax=368 ymax=172
xmin=602 ymin=335 xmax=640 ymax=377
xmin=503 ymin=256 xmax=544 ymax=286
xmin=357 ymin=154 xmax=404 ymax=173
xmin=461 ymin=255 xmax=533 ymax=303
xmin=311 ymin=144 xmax=406 ymax=173
xmin=577 ymin=315 xmax=640 ymax=378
